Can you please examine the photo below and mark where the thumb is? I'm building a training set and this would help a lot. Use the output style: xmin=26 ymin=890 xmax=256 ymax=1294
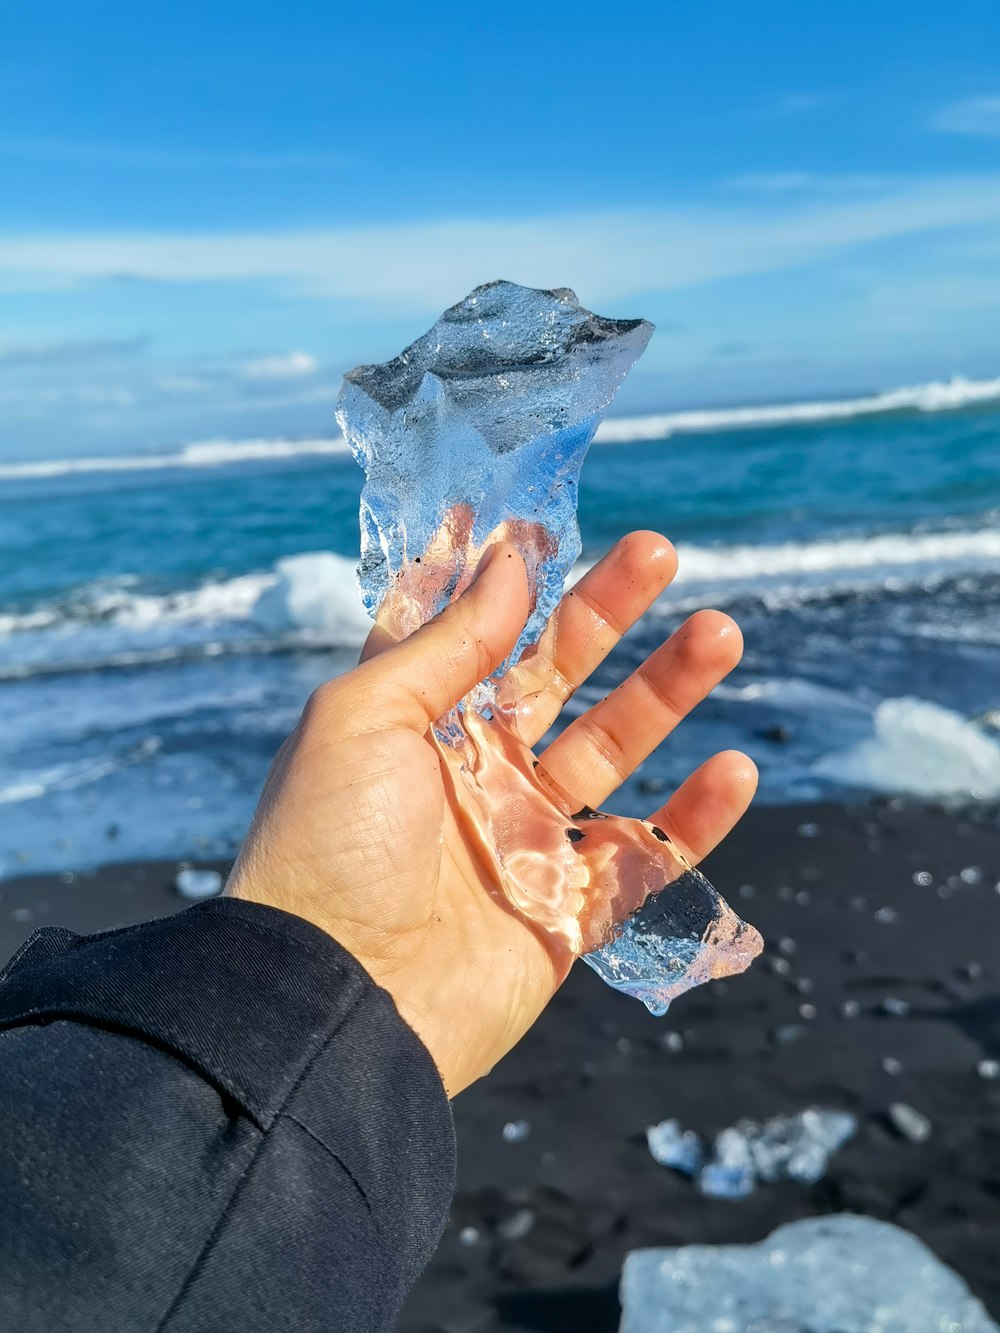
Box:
xmin=364 ymin=542 xmax=530 ymax=730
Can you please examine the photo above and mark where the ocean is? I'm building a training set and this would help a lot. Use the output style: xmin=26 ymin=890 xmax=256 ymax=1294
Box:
xmin=2 ymin=379 xmax=999 ymax=878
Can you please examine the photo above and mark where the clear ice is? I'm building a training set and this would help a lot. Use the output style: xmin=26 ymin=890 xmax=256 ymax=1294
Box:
xmin=646 ymin=1107 xmax=857 ymax=1198
xmin=620 ymin=1215 xmax=998 ymax=1333
xmin=337 ymin=280 xmax=762 ymax=1013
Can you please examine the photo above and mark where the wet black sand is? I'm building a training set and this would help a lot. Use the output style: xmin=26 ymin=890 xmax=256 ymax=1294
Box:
xmin=3 ymin=801 xmax=999 ymax=1331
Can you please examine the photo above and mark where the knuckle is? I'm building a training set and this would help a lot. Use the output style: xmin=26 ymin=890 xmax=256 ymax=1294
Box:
xmin=302 ymin=679 xmax=342 ymax=727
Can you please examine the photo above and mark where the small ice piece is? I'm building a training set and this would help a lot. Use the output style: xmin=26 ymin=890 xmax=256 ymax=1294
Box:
xmin=977 ymin=1059 xmax=1000 ymax=1080
xmin=457 ymin=1226 xmax=480 ymax=1247
xmin=882 ymin=1055 xmax=903 ymax=1075
xmin=887 ymin=1102 xmax=932 ymax=1143
xmin=174 ymin=868 xmax=223 ymax=899
xmin=497 ymin=1208 xmax=535 ymax=1241
xmin=338 ymin=281 xmax=762 ymax=1011
xmin=913 ymin=869 xmax=933 ymax=886
xmin=698 ymin=1107 xmax=856 ymax=1198
xmin=502 ymin=1119 xmax=531 ymax=1143
xmin=646 ymin=1120 xmax=705 ymax=1176
xmin=796 ymin=821 xmax=820 ymax=837
xmin=619 ymin=1215 xmax=999 ymax=1333
xmin=879 ymin=996 xmax=911 ymax=1018
xmin=697 ymin=1127 xmax=757 ymax=1199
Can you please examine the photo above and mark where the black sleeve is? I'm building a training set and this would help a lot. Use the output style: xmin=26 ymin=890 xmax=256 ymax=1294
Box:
xmin=0 ymin=898 xmax=455 ymax=1332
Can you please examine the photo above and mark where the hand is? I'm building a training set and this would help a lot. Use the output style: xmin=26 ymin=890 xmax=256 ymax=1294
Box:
xmin=226 ymin=533 xmax=757 ymax=1096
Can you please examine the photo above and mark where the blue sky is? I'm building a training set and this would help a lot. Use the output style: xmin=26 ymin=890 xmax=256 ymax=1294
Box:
xmin=2 ymin=0 xmax=1000 ymax=457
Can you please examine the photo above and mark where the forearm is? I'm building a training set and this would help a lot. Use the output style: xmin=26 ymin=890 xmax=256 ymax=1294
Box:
xmin=0 ymin=900 xmax=454 ymax=1331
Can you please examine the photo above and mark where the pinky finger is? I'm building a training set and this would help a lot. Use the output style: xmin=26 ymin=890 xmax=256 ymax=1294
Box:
xmin=647 ymin=750 xmax=758 ymax=866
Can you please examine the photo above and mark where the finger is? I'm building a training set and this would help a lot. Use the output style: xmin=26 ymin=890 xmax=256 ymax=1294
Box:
xmin=361 ymin=542 xmax=530 ymax=731
xmin=646 ymin=750 xmax=758 ymax=865
xmin=359 ymin=622 xmax=396 ymax=664
xmin=539 ymin=609 xmax=744 ymax=807
xmin=504 ymin=531 xmax=677 ymax=746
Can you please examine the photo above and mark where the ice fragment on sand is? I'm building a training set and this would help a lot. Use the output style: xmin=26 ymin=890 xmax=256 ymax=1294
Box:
xmin=338 ymin=281 xmax=761 ymax=1011
xmin=502 ymin=1119 xmax=531 ymax=1143
xmin=619 ymin=1214 xmax=999 ymax=1333
xmin=175 ymin=868 xmax=223 ymax=899
xmin=646 ymin=1120 xmax=704 ymax=1176
xmin=647 ymin=1108 xmax=856 ymax=1199
xmin=887 ymin=1102 xmax=932 ymax=1143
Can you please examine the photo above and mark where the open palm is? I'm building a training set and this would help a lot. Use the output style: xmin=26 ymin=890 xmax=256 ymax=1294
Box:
xmin=228 ymin=532 xmax=756 ymax=1095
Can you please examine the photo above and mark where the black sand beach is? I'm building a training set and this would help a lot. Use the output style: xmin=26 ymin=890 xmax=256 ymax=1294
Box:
xmin=4 ymin=800 xmax=999 ymax=1331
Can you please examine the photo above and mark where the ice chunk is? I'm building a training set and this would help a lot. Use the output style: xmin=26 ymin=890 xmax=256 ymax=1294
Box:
xmin=337 ymin=281 xmax=762 ymax=1012
xmin=339 ymin=280 xmax=652 ymax=655
xmin=700 ymin=1108 xmax=856 ymax=1197
xmin=646 ymin=1107 xmax=856 ymax=1198
xmin=646 ymin=1120 xmax=705 ymax=1176
xmin=619 ymin=1214 xmax=998 ymax=1333
xmin=887 ymin=1102 xmax=932 ymax=1144
xmin=175 ymin=867 xmax=223 ymax=899
xmin=815 ymin=696 xmax=1000 ymax=800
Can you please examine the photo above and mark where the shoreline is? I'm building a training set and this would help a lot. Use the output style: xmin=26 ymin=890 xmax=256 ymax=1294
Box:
xmin=3 ymin=799 xmax=1000 ymax=1330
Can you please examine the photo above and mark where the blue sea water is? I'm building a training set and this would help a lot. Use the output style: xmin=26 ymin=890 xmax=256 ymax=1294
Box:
xmin=1 ymin=391 xmax=998 ymax=877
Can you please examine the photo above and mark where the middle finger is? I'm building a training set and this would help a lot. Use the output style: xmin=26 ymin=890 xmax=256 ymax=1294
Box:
xmin=537 ymin=609 xmax=744 ymax=809
xmin=500 ymin=530 xmax=677 ymax=746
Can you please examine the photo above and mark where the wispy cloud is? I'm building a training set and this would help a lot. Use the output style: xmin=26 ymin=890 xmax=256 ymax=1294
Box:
xmin=0 ymin=138 xmax=348 ymax=171
xmin=241 ymin=351 xmax=317 ymax=380
xmin=3 ymin=175 xmax=1000 ymax=309
xmin=0 ymin=336 xmax=147 ymax=366
xmin=932 ymin=96 xmax=1000 ymax=138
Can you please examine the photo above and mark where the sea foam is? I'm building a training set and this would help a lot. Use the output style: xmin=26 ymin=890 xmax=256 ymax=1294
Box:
xmin=596 ymin=373 xmax=1000 ymax=442
xmin=2 ymin=524 xmax=996 ymax=666
xmin=815 ymin=697 xmax=1000 ymax=800
xmin=2 ymin=372 xmax=999 ymax=481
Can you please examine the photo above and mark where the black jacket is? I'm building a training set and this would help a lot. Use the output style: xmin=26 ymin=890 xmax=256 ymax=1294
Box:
xmin=0 ymin=898 xmax=455 ymax=1330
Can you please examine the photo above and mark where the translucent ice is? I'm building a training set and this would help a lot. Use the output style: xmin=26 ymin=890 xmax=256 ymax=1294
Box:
xmin=619 ymin=1214 xmax=998 ymax=1333
xmin=174 ymin=867 xmax=223 ymax=899
xmin=646 ymin=1107 xmax=856 ymax=1198
xmin=698 ymin=1107 xmax=857 ymax=1199
xmin=337 ymin=280 xmax=762 ymax=1012
xmin=646 ymin=1120 xmax=705 ymax=1176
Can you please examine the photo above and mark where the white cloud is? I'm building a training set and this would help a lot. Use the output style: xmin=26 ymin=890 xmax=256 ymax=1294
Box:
xmin=933 ymin=96 xmax=1000 ymax=138
xmin=241 ymin=351 xmax=318 ymax=380
xmin=2 ymin=176 xmax=1000 ymax=312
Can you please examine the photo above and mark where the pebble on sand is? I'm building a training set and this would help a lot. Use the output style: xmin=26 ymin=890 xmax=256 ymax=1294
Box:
xmin=886 ymin=1102 xmax=932 ymax=1144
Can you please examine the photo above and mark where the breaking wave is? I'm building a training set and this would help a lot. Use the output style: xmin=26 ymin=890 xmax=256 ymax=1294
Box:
xmin=814 ymin=697 xmax=1000 ymax=800
xmin=672 ymin=526 xmax=1000 ymax=585
xmin=595 ymin=374 xmax=1000 ymax=442
xmin=1 ymin=524 xmax=996 ymax=680
xmin=0 ymin=436 xmax=350 ymax=481
xmin=2 ymin=373 xmax=999 ymax=481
